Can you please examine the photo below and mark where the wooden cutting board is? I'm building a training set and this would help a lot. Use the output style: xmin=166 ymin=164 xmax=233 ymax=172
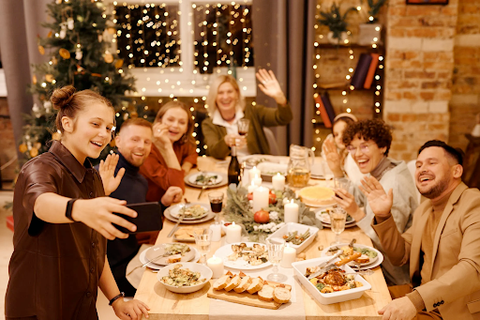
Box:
xmin=207 ymin=280 xmax=292 ymax=310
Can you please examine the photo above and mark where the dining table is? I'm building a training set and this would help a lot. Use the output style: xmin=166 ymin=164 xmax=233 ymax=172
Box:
xmin=134 ymin=156 xmax=392 ymax=320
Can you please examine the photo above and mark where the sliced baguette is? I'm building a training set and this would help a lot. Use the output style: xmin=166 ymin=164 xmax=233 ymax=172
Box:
xmin=234 ymin=275 xmax=252 ymax=293
xmin=258 ymin=282 xmax=274 ymax=302
xmin=224 ymin=274 xmax=241 ymax=291
xmin=273 ymin=286 xmax=291 ymax=304
xmin=246 ymin=276 xmax=264 ymax=294
xmin=213 ymin=274 xmax=231 ymax=291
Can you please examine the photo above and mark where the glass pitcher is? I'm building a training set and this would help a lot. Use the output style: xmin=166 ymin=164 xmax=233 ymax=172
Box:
xmin=287 ymin=144 xmax=315 ymax=188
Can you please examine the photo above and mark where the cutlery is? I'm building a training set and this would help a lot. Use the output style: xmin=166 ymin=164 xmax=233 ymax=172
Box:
xmin=167 ymin=213 xmax=184 ymax=238
xmin=126 ymin=252 xmax=169 ymax=275
xmin=197 ymin=185 xmax=207 ymax=200
xmin=307 ymin=250 xmax=342 ymax=279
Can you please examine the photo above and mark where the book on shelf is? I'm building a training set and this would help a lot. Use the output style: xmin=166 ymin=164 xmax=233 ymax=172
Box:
xmin=314 ymin=95 xmax=332 ymax=128
xmin=363 ymin=53 xmax=380 ymax=89
xmin=321 ymin=92 xmax=336 ymax=126
xmin=350 ymin=53 xmax=373 ymax=89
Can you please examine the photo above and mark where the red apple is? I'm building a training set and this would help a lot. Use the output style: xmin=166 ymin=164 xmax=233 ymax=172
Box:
xmin=247 ymin=192 xmax=254 ymax=201
xmin=268 ymin=191 xmax=277 ymax=204
xmin=254 ymin=209 xmax=270 ymax=223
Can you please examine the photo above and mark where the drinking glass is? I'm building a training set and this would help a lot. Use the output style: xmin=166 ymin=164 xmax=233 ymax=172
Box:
xmin=333 ymin=177 xmax=351 ymax=192
xmin=329 ymin=207 xmax=347 ymax=245
xmin=193 ymin=229 xmax=212 ymax=264
xmin=266 ymin=240 xmax=288 ymax=282
xmin=208 ymin=191 xmax=224 ymax=222
xmin=237 ymin=118 xmax=250 ymax=136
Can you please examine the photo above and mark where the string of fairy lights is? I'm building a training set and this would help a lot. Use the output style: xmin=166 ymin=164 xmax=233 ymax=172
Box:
xmin=108 ymin=1 xmax=254 ymax=155
xmin=312 ymin=3 xmax=384 ymax=151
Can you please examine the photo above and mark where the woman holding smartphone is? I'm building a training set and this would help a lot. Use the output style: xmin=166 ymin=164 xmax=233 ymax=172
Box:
xmin=5 ymin=86 xmax=149 ymax=320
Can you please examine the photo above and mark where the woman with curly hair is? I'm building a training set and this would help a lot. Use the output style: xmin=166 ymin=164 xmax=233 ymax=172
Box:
xmin=333 ymin=119 xmax=418 ymax=286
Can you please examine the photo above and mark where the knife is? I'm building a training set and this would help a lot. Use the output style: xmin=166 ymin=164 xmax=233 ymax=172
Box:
xmin=167 ymin=213 xmax=185 ymax=238
xmin=197 ymin=185 xmax=207 ymax=200
xmin=307 ymin=250 xmax=343 ymax=280
xmin=126 ymin=252 xmax=170 ymax=275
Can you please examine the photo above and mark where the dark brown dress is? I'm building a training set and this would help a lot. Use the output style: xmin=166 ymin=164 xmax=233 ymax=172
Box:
xmin=5 ymin=141 xmax=106 ymax=320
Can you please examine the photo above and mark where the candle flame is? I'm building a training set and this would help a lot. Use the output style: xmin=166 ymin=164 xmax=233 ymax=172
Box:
xmin=290 ymin=199 xmax=294 ymax=204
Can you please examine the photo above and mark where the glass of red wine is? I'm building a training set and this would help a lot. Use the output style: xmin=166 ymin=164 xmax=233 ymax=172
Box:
xmin=208 ymin=191 xmax=224 ymax=222
xmin=237 ymin=118 xmax=250 ymax=136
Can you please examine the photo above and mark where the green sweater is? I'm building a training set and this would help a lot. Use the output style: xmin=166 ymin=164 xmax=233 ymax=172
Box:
xmin=202 ymin=103 xmax=293 ymax=159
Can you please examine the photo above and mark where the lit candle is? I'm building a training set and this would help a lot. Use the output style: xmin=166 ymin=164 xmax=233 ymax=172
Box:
xmin=252 ymin=174 xmax=262 ymax=187
xmin=284 ymin=199 xmax=299 ymax=223
xmin=226 ymin=222 xmax=242 ymax=243
xmin=210 ymin=223 xmax=222 ymax=242
xmin=280 ymin=244 xmax=297 ymax=268
xmin=247 ymin=180 xmax=258 ymax=193
xmin=253 ymin=186 xmax=269 ymax=213
xmin=249 ymin=166 xmax=261 ymax=182
xmin=272 ymin=173 xmax=285 ymax=191
xmin=207 ymin=255 xmax=224 ymax=278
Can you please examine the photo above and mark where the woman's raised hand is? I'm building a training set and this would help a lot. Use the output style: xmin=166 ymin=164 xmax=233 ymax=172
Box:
xmin=256 ymin=69 xmax=287 ymax=105
xmin=99 ymin=154 xmax=125 ymax=196
xmin=153 ymin=123 xmax=173 ymax=149
xmin=323 ymin=138 xmax=343 ymax=176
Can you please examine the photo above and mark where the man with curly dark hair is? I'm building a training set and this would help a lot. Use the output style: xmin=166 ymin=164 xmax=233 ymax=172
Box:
xmin=333 ymin=119 xmax=418 ymax=286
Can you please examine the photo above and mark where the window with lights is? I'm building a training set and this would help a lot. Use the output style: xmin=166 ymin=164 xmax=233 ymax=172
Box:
xmin=105 ymin=0 xmax=256 ymax=98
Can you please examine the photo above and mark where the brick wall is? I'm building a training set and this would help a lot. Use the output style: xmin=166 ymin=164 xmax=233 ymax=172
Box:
xmin=449 ymin=0 xmax=480 ymax=150
xmin=384 ymin=0 xmax=458 ymax=161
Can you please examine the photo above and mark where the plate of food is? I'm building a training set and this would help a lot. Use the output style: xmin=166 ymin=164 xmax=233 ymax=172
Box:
xmin=214 ymin=242 xmax=271 ymax=270
xmin=145 ymin=243 xmax=196 ymax=266
xmin=298 ymin=186 xmax=336 ymax=207
xmin=315 ymin=208 xmax=356 ymax=228
xmin=292 ymin=257 xmax=371 ymax=304
xmin=266 ymin=222 xmax=319 ymax=253
xmin=173 ymin=226 xmax=207 ymax=242
xmin=165 ymin=205 xmax=216 ymax=225
xmin=321 ymin=243 xmax=383 ymax=269
xmin=157 ymin=262 xmax=213 ymax=294
xmin=139 ymin=246 xmax=200 ymax=270
xmin=170 ymin=203 xmax=210 ymax=220
xmin=256 ymin=162 xmax=288 ymax=182
xmin=185 ymin=172 xmax=228 ymax=188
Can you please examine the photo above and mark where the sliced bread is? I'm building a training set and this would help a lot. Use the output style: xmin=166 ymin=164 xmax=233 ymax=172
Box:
xmin=234 ymin=275 xmax=252 ymax=293
xmin=246 ymin=276 xmax=264 ymax=294
xmin=273 ymin=285 xmax=291 ymax=304
xmin=213 ymin=274 xmax=231 ymax=291
xmin=258 ymin=282 xmax=274 ymax=302
xmin=224 ymin=274 xmax=241 ymax=291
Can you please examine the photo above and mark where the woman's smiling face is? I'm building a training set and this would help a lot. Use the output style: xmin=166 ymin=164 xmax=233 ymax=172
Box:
xmin=160 ymin=107 xmax=189 ymax=143
xmin=348 ymin=135 xmax=386 ymax=174
xmin=215 ymin=82 xmax=238 ymax=116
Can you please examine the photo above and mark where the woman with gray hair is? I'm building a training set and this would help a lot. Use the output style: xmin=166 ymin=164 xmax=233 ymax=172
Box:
xmin=202 ymin=69 xmax=293 ymax=159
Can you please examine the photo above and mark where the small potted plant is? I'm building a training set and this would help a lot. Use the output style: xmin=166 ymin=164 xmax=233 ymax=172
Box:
xmin=358 ymin=0 xmax=387 ymax=46
xmin=318 ymin=3 xmax=358 ymax=44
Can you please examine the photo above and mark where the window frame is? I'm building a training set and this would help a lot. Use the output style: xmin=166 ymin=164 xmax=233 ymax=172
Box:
xmin=106 ymin=0 xmax=256 ymax=98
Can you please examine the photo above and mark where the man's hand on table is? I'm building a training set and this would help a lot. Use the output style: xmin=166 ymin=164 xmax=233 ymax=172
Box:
xmin=161 ymin=186 xmax=183 ymax=206
xmin=378 ymin=296 xmax=417 ymax=320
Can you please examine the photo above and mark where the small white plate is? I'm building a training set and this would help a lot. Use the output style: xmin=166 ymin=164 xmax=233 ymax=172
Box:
xmin=186 ymin=171 xmax=224 ymax=186
xmin=214 ymin=242 xmax=271 ymax=270
xmin=320 ymin=243 xmax=383 ymax=269
xmin=145 ymin=243 xmax=196 ymax=266
xmin=140 ymin=247 xmax=200 ymax=270
xmin=315 ymin=210 xmax=356 ymax=225
xmin=169 ymin=203 xmax=210 ymax=220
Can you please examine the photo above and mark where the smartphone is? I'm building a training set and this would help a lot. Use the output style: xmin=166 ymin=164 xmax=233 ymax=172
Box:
xmin=113 ymin=202 xmax=163 ymax=234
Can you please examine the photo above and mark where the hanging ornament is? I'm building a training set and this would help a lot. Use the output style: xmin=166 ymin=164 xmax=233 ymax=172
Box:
xmin=45 ymin=74 xmax=55 ymax=82
xmin=67 ymin=17 xmax=74 ymax=30
xmin=30 ymin=148 xmax=39 ymax=158
xmin=75 ymin=47 xmax=83 ymax=60
xmin=76 ymin=64 xmax=85 ymax=73
xmin=104 ymin=51 xmax=114 ymax=63
xmin=59 ymin=22 xmax=67 ymax=39
xmin=38 ymin=45 xmax=45 ymax=55
xmin=115 ymin=59 xmax=124 ymax=69
xmin=32 ymin=75 xmax=37 ymax=84
xmin=32 ymin=104 xmax=40 ymax=112
xmin=44 ymin=101 xmax=52 ymax=113
xmin=19 ymin=144 xmax=28 ymax=153
xmin=51 ymin=56 xmax=58 ymax=65
xmin=34 ymin=142 xmax=42 ymax=150
xmin=107 ymin=27 xmax=116 ymax=35
xmin=59 ymin=48 xmax=70 ymax=59
xmin=47 ymin=30 xmax=53 ymax=38
xmin=52 ymin=131 xmax=61 ymax=141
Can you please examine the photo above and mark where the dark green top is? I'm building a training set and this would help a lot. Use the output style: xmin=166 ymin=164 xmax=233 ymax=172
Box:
xmin=202 ymin=103 xmax=293 ymax=159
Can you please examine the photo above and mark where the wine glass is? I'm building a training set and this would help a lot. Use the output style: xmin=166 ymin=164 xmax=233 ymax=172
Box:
xmin=208 ymin=191 xmax=224 ymax=222
xmin=193 ymin=229 xmax=212 ymax=264
xmin=266 ymin=240 xmax=288 ymax=282
xmin=237 ymin=118 xmax=250 ymax=136
xmin=329 ymin=207 xmax=347 ymax=245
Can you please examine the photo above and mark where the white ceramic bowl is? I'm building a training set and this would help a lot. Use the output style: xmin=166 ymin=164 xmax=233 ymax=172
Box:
xmin=292 ymin=257 xmax=371 ymax=304
xmin=266 ymin=222 xmax=319 ymax=253
xmin=156 ymin=262 xmax=213 ymax=294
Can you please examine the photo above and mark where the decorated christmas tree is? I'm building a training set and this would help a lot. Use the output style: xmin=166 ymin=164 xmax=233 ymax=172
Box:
xmin=19 ymin=0 xmax=153 ymax=162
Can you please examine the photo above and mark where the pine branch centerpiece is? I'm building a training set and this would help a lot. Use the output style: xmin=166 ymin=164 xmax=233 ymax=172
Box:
xmin=223 ymin=185 xmax=322 ymax=242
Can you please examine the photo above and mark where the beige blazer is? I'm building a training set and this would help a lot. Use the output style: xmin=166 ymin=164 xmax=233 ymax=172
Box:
xmin=373 ymin=182 xmax=480 ymax=320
